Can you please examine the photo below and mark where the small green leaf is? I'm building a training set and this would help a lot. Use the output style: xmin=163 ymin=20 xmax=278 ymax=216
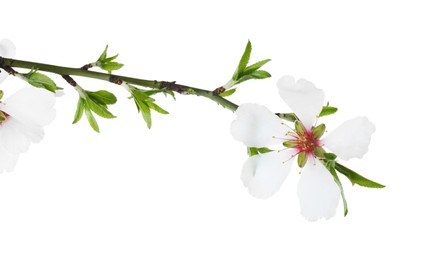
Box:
xmin=87 ymin=90 xmax=117 ymax=105
xmin=0 ymin=90 xmax=3 ymax=100
xmin=147 ymin=101 xmax=169 ymax=115
xmin=23 ymin=72 xmax=61 ymax=93
xmin=219 ymin=88 xmax=236 ymax=97
xmin=335 ymin=163 xmax=385 ymax=188
xmin=100 ymin=62 xmax=124 ymax=72
xmin=72 ymin=98 xmax=85 ymax=124
xmin=86 ymin=98 xmax=116 ymax=119
xmin=105 ymin=54 xmax=119 ymax=62
xmin=319 ymin=105 xmax=338 ymax=117
xmin=235 ymin=40 xmax=252 ymax=79
xmin=326 ymin=164 xmax=348 ymax=216
xmin=98 ymin=45 xmax=108 ymax=61
xmin=84 ymin=105 xmax=100 ymax=133
xmin=138 ymin=101 xmax=152 ymax=129
xmin=250 ymin=70 xmax=271 ymax=79
xmin=242 ymin=59 xmax=271 ymax=76
xmin=247 ymin=147 xmax=273 ymax=156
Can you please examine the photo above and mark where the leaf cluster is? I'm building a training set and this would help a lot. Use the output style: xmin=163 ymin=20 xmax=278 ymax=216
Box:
xmin=95 ymin=45 xmax=124 ymax=73
xmin=128 ymin=86 xmax=170 ymax=129
xmin=73 ymin=88 xmax=117 ymax=132
xmin=221 ymin=41 xmax=271 ymax=97
xmin=21 ymin=69 xmax=63 ymax=93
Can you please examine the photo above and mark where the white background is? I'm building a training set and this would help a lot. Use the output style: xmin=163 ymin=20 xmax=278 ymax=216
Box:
xmin=1 ymin=0 xmax=434 ymax=259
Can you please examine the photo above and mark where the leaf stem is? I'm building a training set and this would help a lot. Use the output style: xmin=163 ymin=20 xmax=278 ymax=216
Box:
xmin=0 ymin=57 xmax=239 ymax=112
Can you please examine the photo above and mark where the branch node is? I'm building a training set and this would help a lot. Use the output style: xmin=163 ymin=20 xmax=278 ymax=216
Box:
xmin=81 ymin=63 xmax=93 ymax=70
xmin=109 ymin=76 xmax=123 ymax=85
xmin=62 ymin=75 xmax=77 ymax=87
xmin=213 ymin=86 xmax=225 ymax=95
xmin=1 ymin=66 xmax=17 ymax=76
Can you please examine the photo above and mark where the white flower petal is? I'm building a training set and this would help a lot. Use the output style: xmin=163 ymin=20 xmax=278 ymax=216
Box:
xmin=0 ymin=118 xmax=32 ymax=154
xmin=231 ymin=103 xmax=289 ymax=148
xmin=323 ymin=116 xmax=375 ymax=160
xmin=0 ymin=143 xmax=19 ymax=173
xmin=241 ymin=149 xmax=294 ymax=199
xmin=0 ymin=39 xmax=16 ymax=83
xmin=2 ymin=87 xmax=56 ymax=127
xmin=277 ymin=75 xmax=325 ymax=129
xmin=297 ymin=160 xmax=340 ymax=221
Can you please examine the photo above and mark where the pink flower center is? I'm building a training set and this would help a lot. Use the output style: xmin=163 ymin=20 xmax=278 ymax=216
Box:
xmin=295 ymin=130 xmax=320 ymax=156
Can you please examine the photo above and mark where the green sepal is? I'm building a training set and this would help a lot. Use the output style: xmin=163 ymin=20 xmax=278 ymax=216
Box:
xmin=312 ymin=124 xmax=326 ymax=139
xmin=297 ymin=152 xmax=308 ymax=168
xmin=319 ymin=104 xmax=338 ymax=117
xmin=313 ymin=147 xmax=326 ymax=158
xmin=0 ymin=90 xmax=3 ymax=100
xmin=326 ymin=163 xmax=349 ymax=217
xmin=283 ymin=139 xmax=299 ymax=148
xmin=219 ymin=88 xmax=236 ymax=97
xmin=295 ymin=121 xmax=305 ymax=134
xmin=247 ymin=147 xmax=273 ymax=157
xmin=0 ymin=111 xmax=6 ymax=122
xmin=324 ymin=153 xmax=337 ymax=161
xmin=335 ymin=163 xmax=385 ymax=188
xmin=22 ymin=71 xmax=62 ymax=93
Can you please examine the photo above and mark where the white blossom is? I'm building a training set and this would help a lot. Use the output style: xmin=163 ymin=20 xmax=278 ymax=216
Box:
xmin=231 ymin=76 xmax=375 ymax=221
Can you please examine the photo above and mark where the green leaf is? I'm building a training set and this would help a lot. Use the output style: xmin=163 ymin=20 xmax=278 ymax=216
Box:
xmin=98 ymin=45 xmax=108 ymax=61
xmin=247 ymin=147 xmax=273 ymax=156
xmin=324 ymin=153 xmax=337 ymax=161
xmin=234 ymin=40 xmax=252 ymax=80
xmin=250 ymin=70 xmax=271 ymax=79
xmin=326 ymin=164 xmax=348 ymax=216
xmin=100 ymin=62 xmax=124 ymax=72
xmin=72 ymin=98 xmax=85 ymax=124
xmin=147 ymin=101 xmax=169 ymax=115
xmin=87 ymin=90 xmax=117 ymax=105
xmin=137 ymin=100 xmax=152 ymax=129
xmin=335 ymin=163 xmax=385 ymax=188
xmin=319 ymin=105 xmax=338 ymax=117
xmin=84 ymin=105 xmax=100 ymax=133
xmin=242 ymin=59 xmax=271 ymax=76
xmin=219 ymin=88 xmax=236 ymax=97
xmin=85 ymin=98 xmax=116 ymax=119
xmin=105 ymin=54 xmax=119 ymax=62
xmin=0 ymin=90 xmax=3 ymax=100
xmin=23 ymin=72 xmax=61 ymax=93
